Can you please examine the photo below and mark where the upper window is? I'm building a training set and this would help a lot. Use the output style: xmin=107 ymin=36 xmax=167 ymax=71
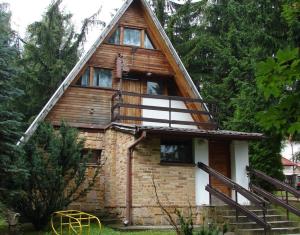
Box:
xmin=108 ymin=28 xmax=120 ymax=45
xmin=124 ymin=28 xmax=141 ymax=47
xmin=107 ymin=26 xmax=155 ymax=49
xmin=160 ymin=140 xmax=193 ymax=164
xmin=147 ymin=81 xmax=164 ymax=95
xmin=93 ymin=68 xmax=112 ymax=88
xmin=144 ymin=33 xmax=154 ymax=49
xmin=76 ymin=68 xmax=90 ymax=86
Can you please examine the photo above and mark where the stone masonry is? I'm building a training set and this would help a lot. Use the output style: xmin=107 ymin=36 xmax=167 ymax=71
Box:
xmin=69 ymin=128 xmax=204 ymax=225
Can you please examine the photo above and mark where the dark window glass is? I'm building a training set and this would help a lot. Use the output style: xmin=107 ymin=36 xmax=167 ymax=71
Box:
xmin=76 ymin=68 xmax=90 ymax=86
xmin=160 ymin=141 xmax=193 ymax=163
xmin=93 ymin=68 xmax=112 ymax=88
xmin=144 ymin=33 xmax=154 ymax=49
xmin=147 ymin=81 xmax=164 ymax=95
xmin=124 ymin=28 xmax=141 ymax=47
xmin=108 ymin=28 xmax=120 ymax=44
xmin=81 ymin=149 xmax=102 ymax=165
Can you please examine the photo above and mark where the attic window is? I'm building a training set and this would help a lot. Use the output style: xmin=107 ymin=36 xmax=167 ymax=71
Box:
xmin=124 ymin=28 xmax=141 ymax=47
xmin=76 ymin=68 xmax=90 ymax=86
xmin=147 ymin=81 xmax=164 ymax=95
xmin=93 ymin=68 xmax=112 ymax=88
xmin=144 ymin=33 xmax=154 ymax=49
xmin=108 ymin=28 xmax=120 ymax=44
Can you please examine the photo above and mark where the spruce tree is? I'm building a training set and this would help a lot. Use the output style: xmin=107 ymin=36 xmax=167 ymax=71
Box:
xmin=16 ymin=0 xmax=100 ymax=123
xmin=0 ymin=3 xmax=23 ymax=196
xmin=163 ymin=0 xmax=293 ymax=184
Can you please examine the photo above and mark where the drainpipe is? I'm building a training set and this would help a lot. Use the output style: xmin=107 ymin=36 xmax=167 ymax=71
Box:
xmin=125 ymin=131 xmax=147 ymax=226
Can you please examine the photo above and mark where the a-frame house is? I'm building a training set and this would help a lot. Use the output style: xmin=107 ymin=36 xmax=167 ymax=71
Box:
xmin=23 ymin=0 xmax=263 ymax=226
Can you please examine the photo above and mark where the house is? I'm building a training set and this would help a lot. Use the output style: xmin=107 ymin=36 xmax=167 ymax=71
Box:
xmin=281 ymin=157 xmax=300 ymax=188
xmin=23 ymin=0 xmax=263 ymax=226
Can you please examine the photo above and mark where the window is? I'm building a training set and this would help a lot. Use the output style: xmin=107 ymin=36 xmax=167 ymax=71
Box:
xmin=160 ymin=140 xmax=193 ymax=164
xmin=147 ymin=81 xmax=164 ymax=95
xmin=81 ymin=149 xmax=102 ymax=165
xmin=124 ymin=28 xmax=141 ymax=47
xmin=76 ymin=67 xmax=90 ymax=86
xmin=144 ymin=33 xmax=154 ymax=49
xmin=108 ymin=28 xmax=120 ymax=44
xmin=93 ymin=68 xmax=112 ymax=88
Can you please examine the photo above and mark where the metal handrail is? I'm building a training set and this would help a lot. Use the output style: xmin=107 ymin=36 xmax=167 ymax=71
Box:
xmin=251 ymin=184 xmax=300 ymax=217
xmin=247 ymin=167 xmax=300 ymax=198
xmin=198 ymin=162 xmax=269 ymax=210
xmin=206 ymin=185 xmax=271 ymax=231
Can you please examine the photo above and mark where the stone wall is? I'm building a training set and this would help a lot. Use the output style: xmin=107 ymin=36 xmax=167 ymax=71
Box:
xmin=132 ymin=137 xmax=196 ymax=225
xmin=69 ymin=129 xmax=201 ymax=226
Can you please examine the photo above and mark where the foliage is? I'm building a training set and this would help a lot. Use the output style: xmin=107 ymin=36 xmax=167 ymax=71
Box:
xmin=0 ymin=3 xmax=23 ymax=200
xmin=160 ymin=0 xmax=295 ymax=183
xmin=15 ymin=0 xmax=103 ymax=123
xmin=2 ymin=122 xmax=100 ymax=230
xmin=256 ymin=47 xmax=300 ymax=137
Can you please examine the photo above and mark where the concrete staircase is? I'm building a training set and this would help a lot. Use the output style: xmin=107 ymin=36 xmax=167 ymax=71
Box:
xmin=218 ymin=205 xmax=300 ymax=235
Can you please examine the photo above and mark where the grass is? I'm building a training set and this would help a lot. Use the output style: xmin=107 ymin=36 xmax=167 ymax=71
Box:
xmin=272 ymin=200 xmax=300 ymax=223
xmin=0 ymin=222 xmax=176 ymax=235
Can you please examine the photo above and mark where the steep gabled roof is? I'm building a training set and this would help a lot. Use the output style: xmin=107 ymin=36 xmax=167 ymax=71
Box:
xmin=281 ymin=157 xmax=297 ymax=167
xmin=21 ymin=0 xmax=207 ymax=143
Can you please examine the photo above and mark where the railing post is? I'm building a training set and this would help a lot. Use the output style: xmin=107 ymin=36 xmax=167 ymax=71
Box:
xmin=286 ymin=190 xmax=289 ymax=220
xmin=169 ymin=97 xmax=171 ymax=127
xmin=235 ymin=188 xmax=238 ymax=222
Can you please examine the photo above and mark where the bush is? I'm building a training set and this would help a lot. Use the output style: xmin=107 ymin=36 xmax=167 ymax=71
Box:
xmin=2 ymin=122 xmax=101 ymax=230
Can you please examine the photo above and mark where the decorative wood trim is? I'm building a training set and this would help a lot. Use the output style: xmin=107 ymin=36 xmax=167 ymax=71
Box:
xmin=120 ymin=26 xmax=124 ymax=45
xmin=89 ymin=67 xmax=94 ymax=86
xmin=141 ymin=29 xmax=145 ymax=48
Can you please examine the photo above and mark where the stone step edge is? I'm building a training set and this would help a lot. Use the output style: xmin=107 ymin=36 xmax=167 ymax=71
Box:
xmin=230 ymin=220 xmax=298 ymax=225
xmin=238 ymin=226 xmax=300 ymax=231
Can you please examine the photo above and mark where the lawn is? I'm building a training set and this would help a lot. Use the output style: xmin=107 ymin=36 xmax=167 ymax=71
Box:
xmin=272 ymin=200 xmax=300 ymax=223
xmin=0 ymin=222 xmax=176 ymax=235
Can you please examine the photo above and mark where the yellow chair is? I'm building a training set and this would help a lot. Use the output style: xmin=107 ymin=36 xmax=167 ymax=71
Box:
xmin=51 ymin=210 xmax=101 ymax=235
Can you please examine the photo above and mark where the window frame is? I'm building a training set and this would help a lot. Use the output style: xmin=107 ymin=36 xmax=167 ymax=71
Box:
xmin=160 ymin=140 xmax=194 ymax=164
xmin=81 ymin=149 xmax=102 ymax=166
xmin=107 ymin=26 xmax=155 ymax=50
xmin=93 ymin=68 xmax=113 ymax=88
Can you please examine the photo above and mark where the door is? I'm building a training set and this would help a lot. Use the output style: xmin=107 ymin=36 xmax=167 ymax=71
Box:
xmin=121 ymin=78 xmax=142 ymax=124
xmin=209 ymin=140 xmax=231 ymax=198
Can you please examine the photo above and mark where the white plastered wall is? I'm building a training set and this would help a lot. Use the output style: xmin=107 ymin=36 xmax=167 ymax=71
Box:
xmin=230 ymin=140 xmax=250 ymax=204
xmin=194 ymin=139 xmax=210 ymax=205
xmin=142 ymin=98 xmax=198 ymax=129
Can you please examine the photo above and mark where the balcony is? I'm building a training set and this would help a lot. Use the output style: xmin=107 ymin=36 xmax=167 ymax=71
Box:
xmin=111 ymin=91 xmax=218 ymax=129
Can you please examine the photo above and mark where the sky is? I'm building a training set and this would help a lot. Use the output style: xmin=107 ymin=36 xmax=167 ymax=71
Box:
xmin=4 ymin=0 xmax=125 ymax=50
xmin=3 ymin=0 xmax=300 ymax=159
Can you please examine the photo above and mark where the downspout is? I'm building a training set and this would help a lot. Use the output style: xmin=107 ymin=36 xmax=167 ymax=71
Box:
xmin=125 ymin=131 xmax=147 ymax=226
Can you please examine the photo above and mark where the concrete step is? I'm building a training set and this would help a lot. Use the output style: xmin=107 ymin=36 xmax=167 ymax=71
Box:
xmin=223 ymin=214 xmax=287 ymax=223
xmin=220 ymin=209 xmax=278 ymax=216
xmin=231 ymin=221 xmax=299 ymax=229
xmin=237 ymin=226 xmax=300 ymax=235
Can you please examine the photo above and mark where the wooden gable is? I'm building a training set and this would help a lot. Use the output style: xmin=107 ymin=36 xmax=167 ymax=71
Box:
xmin=24 ymin=0 xmax=213 ymax=142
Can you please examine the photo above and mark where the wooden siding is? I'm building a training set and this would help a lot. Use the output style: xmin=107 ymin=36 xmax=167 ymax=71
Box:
xmin=48 ymin=0 xmax=210 ymax=128
xmin=89 ymin=44 xmax=173 ymax=76
xmin=46 ymin=87 xmax=113 ymax=127
xmin=119 ymin=1 xmax=147 ymax=28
